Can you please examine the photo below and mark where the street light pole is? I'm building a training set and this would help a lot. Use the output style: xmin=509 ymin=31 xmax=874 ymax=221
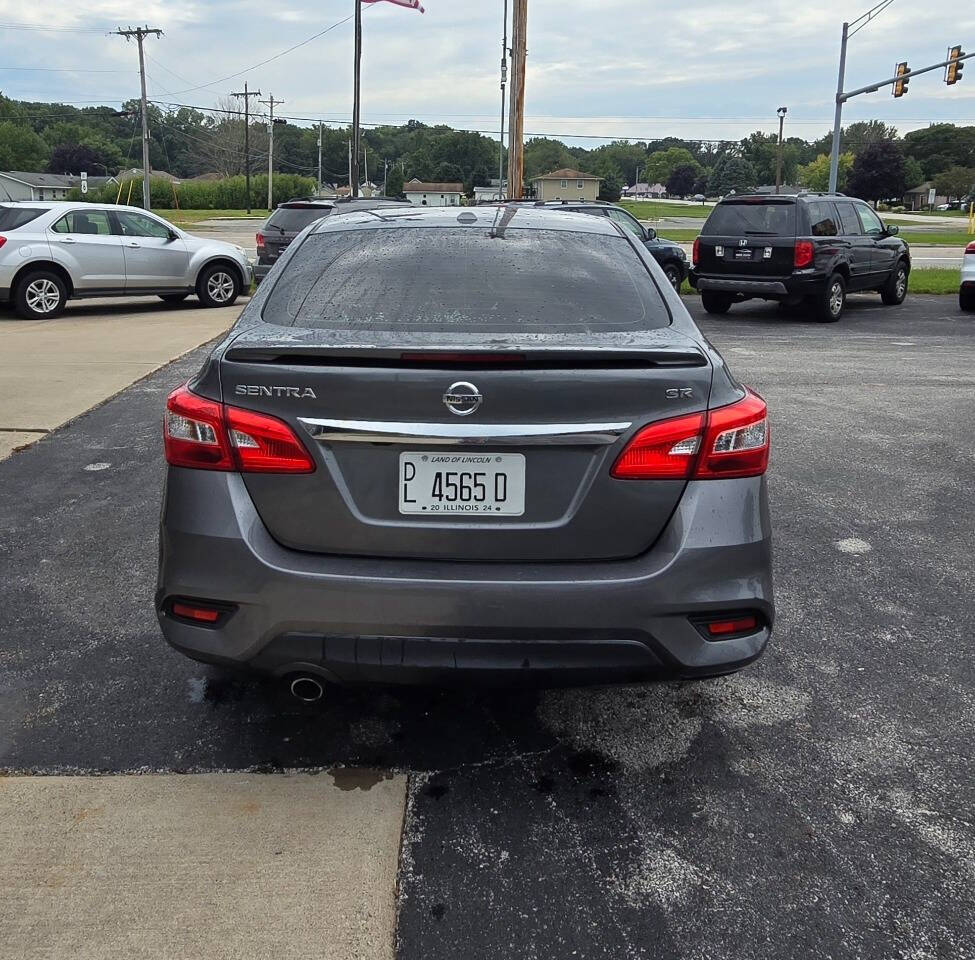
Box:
xmin=828 ymin=22 xmax=849 ymax=193
xmin=775 ymin=106 xmax=788 ymax=194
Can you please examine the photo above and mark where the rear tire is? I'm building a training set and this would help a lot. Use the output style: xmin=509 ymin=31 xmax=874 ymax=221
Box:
xmin=662 ymin=261 xmax=682 ymax=293
xmin=960 ymin=288 xmax=975 ymax=312
xmin=159 ymin=293 xmax=189 ymax=304
xmin=880 ymin=260 xmax=908 ymax=306
xmin=811 ymin=273 xmax=846 ymax=322
xmin=701 ymin=291 xmax=733 ymax=315
xmin=196 ymin=263 xmax=241 ymax=308
xmin=14 ymin=269 xmax=67 ymax=320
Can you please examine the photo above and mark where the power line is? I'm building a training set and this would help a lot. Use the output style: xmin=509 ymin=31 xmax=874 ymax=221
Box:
xmin=0 ymin=66 xmax=134 ymax=73
xmin=0 ymin=19 xmax=114 ymax=33
xmin=147 ymin=8 xmax=369 ymax=98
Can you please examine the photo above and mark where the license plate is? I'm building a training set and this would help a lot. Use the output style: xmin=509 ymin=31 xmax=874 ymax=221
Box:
xmin=399 ymin=452 xmax=526 ymax=516
xmin=734 ymin=248 xmax=753 ymax=260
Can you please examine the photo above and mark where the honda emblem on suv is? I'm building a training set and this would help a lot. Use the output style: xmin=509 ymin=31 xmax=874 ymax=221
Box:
xmin=443 ymin=381 xmax=483 ymax=416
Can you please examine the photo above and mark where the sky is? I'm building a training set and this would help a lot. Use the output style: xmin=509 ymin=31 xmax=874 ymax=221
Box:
xmin=1 ymin=0 xmax=974 ymax=147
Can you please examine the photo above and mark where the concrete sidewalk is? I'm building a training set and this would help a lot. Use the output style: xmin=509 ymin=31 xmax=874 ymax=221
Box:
xmin=0 ymin=772 xmax=406 ymax=960
xmin=0 ymin=298 xmax=244 ymax=459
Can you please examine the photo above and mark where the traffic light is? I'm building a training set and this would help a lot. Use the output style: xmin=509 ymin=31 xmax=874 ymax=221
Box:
xmin=893 ymin=61 xmax=909 ymax=97
xmin=946 ymin=46 xmax=965 ymax=85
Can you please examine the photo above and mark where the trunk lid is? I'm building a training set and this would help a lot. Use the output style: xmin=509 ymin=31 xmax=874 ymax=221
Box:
xmin=220 ymin=331 xmax=713 ymax=562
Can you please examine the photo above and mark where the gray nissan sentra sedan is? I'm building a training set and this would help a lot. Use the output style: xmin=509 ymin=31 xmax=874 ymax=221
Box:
xmin=157 ymin=204 xmax=772 ymax=700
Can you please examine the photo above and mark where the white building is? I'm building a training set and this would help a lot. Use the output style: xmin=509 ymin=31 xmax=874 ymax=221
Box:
xmin=403 ymin=178 xmax=464 ymax=207
xmin=473 ymin=180 xmax=506 ymax=203
xmin=0 ymin=171 xmax=116 ymax=201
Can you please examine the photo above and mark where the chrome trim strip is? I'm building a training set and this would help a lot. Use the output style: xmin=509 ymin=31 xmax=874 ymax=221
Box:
xmin=297 ymin=417 xmax=632 ymax=447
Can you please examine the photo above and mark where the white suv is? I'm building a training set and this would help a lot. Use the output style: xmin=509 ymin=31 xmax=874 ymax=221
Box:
xmin=961 ymin=240 xmax=975 ymax=312
xmin=0 ymin=202 xmax=252 ymax=319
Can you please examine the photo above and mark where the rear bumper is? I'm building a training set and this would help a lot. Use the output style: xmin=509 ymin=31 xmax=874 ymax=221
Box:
xmin=253 ymin=262 xmax=273 ymax=282
xmin=691 ymin=271 xmax=825 ymax=298
xmin=156 ymin=470 xmax=774 ymax=687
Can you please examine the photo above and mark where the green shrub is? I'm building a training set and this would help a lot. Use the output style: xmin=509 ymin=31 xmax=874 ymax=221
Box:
xmin=65 ymin=174 xmax=316 ymax=210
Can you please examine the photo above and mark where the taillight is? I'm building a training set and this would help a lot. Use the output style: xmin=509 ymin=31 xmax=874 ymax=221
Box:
xmin=611 ymin=389 xmax=769 ymax=481
xmin=695 ymin=389 xmax=769 ymax=479
xmin=611 ymin=413 xmax=704 ymax=479
xmin=794 ymin=240 xmax=814 ymax=268
xmin=966 ymin=241 xmax=975 ymax=254
xmin=692 ymin=236 xmax=700 ymax=266
xmin=0 ymin=236 xmax=7 ymax=250
xmin=164 ymin=383 xmax=314 ymax=473
xmin=256 ymin=231 xmax=265 ymax=250
xmin=164 ymin=385 xmax=233 ymax=470
xmin=225 ymin=405 xmax=315 ymax=473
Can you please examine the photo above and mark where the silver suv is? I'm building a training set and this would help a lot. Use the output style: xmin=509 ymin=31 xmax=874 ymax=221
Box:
xmin=0 ymin=202 xmax=252 ymax=319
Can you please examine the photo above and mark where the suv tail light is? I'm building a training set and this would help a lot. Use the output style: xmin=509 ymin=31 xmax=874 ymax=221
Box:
xmin=692 ymin=236 xmax=700 ymax=266
xmin=0 ymin=236 xmax=7 ymax=250
xmin=164 ymin=384 xmax=314 ymax=473
xmin=256 ymin=231 xmax=265 ymax=251
xmin=794 ymin=240 xmax=814 ymax=268
xmin=611 ymin=389 xmax=769 ymax=480
xmin=966 ymin=241 xmax=975 ymax=254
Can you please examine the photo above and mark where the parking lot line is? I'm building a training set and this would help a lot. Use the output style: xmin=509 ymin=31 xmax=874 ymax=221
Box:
xmin=0 ymin=772 xmax=406 ymax=960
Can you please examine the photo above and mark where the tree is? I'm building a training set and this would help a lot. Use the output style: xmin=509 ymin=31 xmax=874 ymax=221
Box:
xmin=797 ymin=152 xmax=853 ymax=191
xmin=934 ymin=166 xmax=975 ymax=201
xmin=842 ymin=120 xmax=898 ymax=153
xmin=598 ymin=175 xmax=622 ymax=202
xmin=0 ymin=120 xmax=49 ymax=170
xmin=384 ymin=165 xmax=404 ymax=197
xmin=666 ymin=163 xmax=697 ymax=198
xmin=523 ymin=137 xmax=575 ymax=181
xmin=848 ymin=140 xmax=906 ymax=203
xmin=47 ymin=142 xmax=119 ymax=175
xmin=903 ymin=156 xmax=925 ymax=192
xmin=645 ymin=147 xmax=698 ymax=185
xmin=708 ymin=156 xmax=756 ymax=195
xmin=903 ymin=124 xmax=975 ymax=179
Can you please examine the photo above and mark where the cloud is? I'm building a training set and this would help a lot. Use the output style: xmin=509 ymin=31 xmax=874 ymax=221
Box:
xmin=1 ymin=0 xmax=973 ymax=145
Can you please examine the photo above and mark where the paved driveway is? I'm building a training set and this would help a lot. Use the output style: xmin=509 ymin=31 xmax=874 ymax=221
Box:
xmin=1 ymin=294 xmax=972 ymax=959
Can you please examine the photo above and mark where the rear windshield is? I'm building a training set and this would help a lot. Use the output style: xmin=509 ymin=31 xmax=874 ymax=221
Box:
xmin=704 ymin=200 xmax=797 ymax=237
xmin=261 ymin=227 xmax=669 ymax=333
xmin=266 ymin=206 xmax=332 ymax=232
xmin=0 ymin=206 xmax=45 ymax=230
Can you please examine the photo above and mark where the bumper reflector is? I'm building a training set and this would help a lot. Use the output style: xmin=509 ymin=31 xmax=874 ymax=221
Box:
xmin=171 ymin=601 xmax=222 ymax=624
xmin=705 ymin=615 xmax=758 ymax=637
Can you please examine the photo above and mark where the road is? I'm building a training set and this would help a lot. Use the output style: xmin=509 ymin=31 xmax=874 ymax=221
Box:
xmin=1 ymin=295 xmax=973 ymax=958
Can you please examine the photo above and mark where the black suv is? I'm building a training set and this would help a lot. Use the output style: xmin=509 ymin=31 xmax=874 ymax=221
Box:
xmin=535 ymin=200 xmax=689 ymax=291
xmin=255 ymin=196 xmax=409 ymax=282
xmin=689 ymin=192 xmax=910 ymax=321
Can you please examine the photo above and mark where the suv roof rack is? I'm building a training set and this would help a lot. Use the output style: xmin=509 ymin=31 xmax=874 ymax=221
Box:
xmin=532 ymin=198 xmax=612 ymax=207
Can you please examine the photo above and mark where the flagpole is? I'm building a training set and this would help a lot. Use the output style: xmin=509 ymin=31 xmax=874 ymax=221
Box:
xmin=351 ymin=0 xmax=362 ymax=198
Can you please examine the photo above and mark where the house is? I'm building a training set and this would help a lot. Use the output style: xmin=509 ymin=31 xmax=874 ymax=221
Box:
xmin=623 ymin=182 xmax=651 ymax=198
xmin=335 ymin=182 xmax=379 ymax=198
xmin=531 ymin=168 xmax=602 ymax=201
xmin=403 ymin=178 xmax=463 ymax=207
xmin=755 ymin=184 xmax=802 ymax=195
xmin=473 ymin=179 xmax=506 ymax=203
xmin=0 ymin=171 xmax=116 ymax=201
xmin=902 ymin=181 xmax=947 ymax=211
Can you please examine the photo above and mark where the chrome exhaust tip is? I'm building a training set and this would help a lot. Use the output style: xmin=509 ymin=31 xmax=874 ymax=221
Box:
xmin=290 ymin=675 xmax=324 ymax=703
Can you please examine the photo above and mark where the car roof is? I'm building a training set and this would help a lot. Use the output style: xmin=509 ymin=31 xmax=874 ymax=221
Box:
xmin=717 ymin=192 xmax=850 ymax=203
xmin=0 ymin=200 xmax=167 ymax=214
xmin=310 ymin=203 xmax=619 ymax=236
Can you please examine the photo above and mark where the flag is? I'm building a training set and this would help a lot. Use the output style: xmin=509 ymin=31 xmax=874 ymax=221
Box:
xmin=362 ymin=0 xmax=425 ymax=12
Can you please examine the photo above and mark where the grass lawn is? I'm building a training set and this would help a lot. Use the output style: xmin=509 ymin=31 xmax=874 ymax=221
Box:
xmin=898 ymin=230 xmax=974 ymax=247
xmin=168 ymin=208 xmax=269 ymax=226
xmin=618 ymin=200 xmax=711 ymax=221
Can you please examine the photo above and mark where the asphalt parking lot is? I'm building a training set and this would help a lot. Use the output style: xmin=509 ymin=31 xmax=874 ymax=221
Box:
xmin=1 ymin=293 xmax=973 ymax=958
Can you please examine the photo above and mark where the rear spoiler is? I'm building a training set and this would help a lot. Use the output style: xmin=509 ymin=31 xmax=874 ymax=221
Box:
xmin=223 ymin=345 xmax=709 ymax=370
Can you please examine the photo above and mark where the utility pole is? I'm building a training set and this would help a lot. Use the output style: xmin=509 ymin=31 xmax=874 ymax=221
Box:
xmin=114 ymin=26 xmax=163 ymax=210
xmin=351 ymin=0 xmax=363 ymax=197
xmin=506 ymin=0 xmax=528 ymax=199
xmin=260 ymin=94 xmax=283 ymax=210
xmin=317 ymin=122 xmax=323 ymax=196
xmin=775 ymin=106 xmax=787 ymax=194
xmin=364 ymin=144 xmax=369 ymax=193
xmin=499 ymin=0 xmax=509 ymax=195
xmin=231 ymin=82 xmax=261 ymax=213
xmin=348 ymin=139 xmax=353 ymax=193
xmin=383 ymin=158 xmax=389 ymax=196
